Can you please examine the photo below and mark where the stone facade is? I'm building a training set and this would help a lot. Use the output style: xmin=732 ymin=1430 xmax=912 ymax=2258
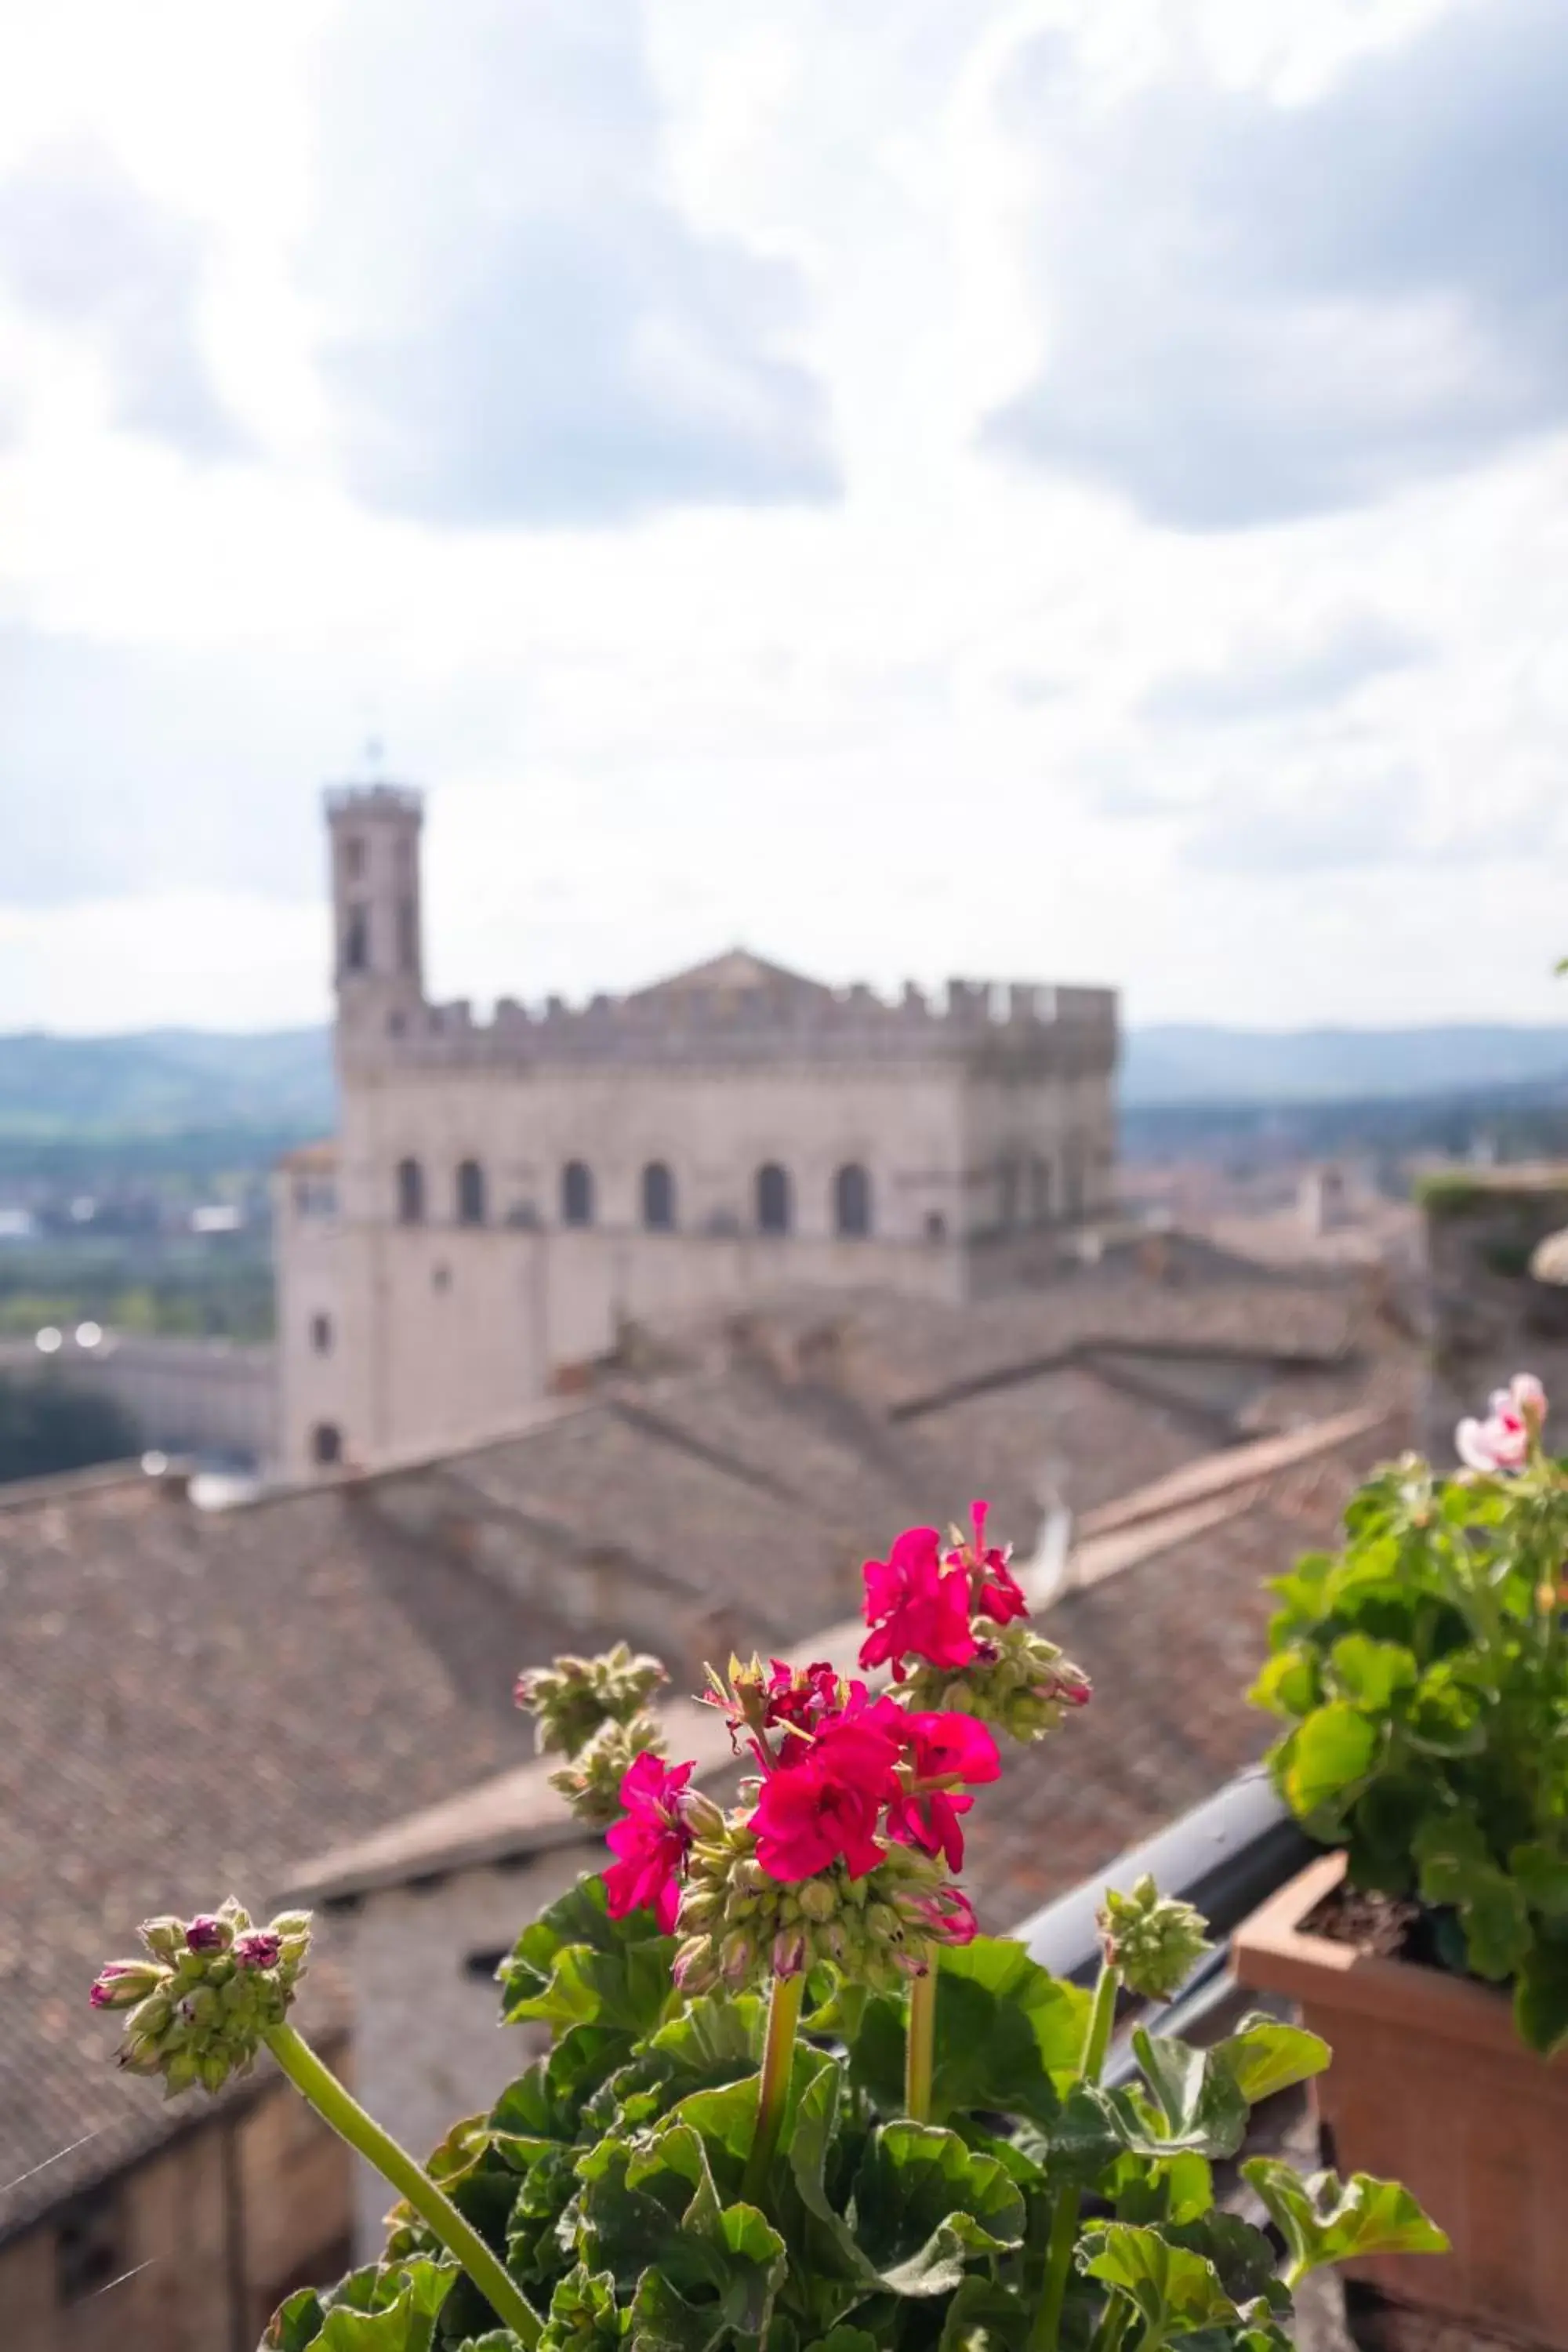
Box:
xmin=0 ymin=2058 xmax=351 ymax=2352
xmin=274 ymin=783 xmax=1120 ymax=1476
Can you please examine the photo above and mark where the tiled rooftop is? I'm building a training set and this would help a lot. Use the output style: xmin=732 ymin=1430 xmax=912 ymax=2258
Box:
xmin=0 ymin=1252 xmax=1410 ymax=2250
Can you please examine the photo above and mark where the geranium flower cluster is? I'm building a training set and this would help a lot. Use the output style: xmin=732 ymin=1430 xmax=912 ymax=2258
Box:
xmin=519 ymin=1501 xmax=1093 ymax=1993
xmin=90 ymin=1898 xmax=311 ymax=2094
xmin=1456 ymin=1372 xmax=1548 ymax=1476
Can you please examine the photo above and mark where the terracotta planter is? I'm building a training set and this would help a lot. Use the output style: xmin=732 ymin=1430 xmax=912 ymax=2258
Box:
xmin=1233 ymin=1851 xmax=1568 ymax=2350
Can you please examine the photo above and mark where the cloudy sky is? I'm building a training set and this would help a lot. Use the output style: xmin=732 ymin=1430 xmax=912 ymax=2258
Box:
xmin=3 ymin=0 xmax=1567 ymax=1033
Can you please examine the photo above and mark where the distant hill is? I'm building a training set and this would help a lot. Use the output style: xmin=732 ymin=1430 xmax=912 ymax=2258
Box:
xmin=0 ymin=1029 xmax=334 ymax=1138
xmin=1121 ymin=1025 xmax=1568 ymax=1106
xmin=4 ymin=1021 xmax=1568 ymax=1142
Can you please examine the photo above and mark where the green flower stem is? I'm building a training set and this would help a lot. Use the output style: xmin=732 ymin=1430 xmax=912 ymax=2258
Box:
xmin=742 ymin=1969 xmax=806 ymax=2208
xmin=906 ymin=1965 xmax=938 ymax=2121
xmin=1032 ymin=1961 xmax=1120 ymax=2352
xmin=1089 ymin=2298 xmax=1133 ymax=2352
xmin=263 ymin=2023 xmax=542 ymax=2349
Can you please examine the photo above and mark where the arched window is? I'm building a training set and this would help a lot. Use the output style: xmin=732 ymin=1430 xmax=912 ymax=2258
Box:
xmin=456 ymin=1159 xmax=486 ymax=1225
xmin=309 ymin=1312 xmax=332 ymax=1356
xmin=396 ymin=1156 xmax=425 ymax=1224
xmin=756 ymin=1163 xmax=792 ymax=1235
xmin=925 ymin=1210 xmax=947 ymax=1242
xmin=311 ymin=1421 xmax=343 ymax=1466
xmin=1032 ymin=1156 xmax=1054 ymax=1225
xmin=833 ymin=1162 xmax=872 ymax=1238
xmin=561 ymin=1160 xmax=595 ymax=1228
xmin=641 ymin=1160 xmax=676 ymax=1231
xmin=343 ymin=905 xmax=368 ymax=973
xmin=397 ymin=897 xmax=418 ymax=973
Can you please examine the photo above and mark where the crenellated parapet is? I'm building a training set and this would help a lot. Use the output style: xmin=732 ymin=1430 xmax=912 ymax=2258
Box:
xmin=338 ymin=971 xmax=1119 ymax=1077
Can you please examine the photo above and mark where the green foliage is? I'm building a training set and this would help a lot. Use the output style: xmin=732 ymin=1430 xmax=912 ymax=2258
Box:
xmin=1241 ymin=2162 xmax=1449 ymax=2278
xmin=1254 ymin=1442 xmax=1568 ymax=2048
xmin=0 ymin=1370 xmax=140 ymax=1486
xmin=263 ymin=1875 xmax=1443 ymax=2352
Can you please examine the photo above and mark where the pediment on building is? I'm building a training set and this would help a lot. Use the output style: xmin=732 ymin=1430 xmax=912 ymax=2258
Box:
xmin=628 ymin=948 xmax=831 ymax=1006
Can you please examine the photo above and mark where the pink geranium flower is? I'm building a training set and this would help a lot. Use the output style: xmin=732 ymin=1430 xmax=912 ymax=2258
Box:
xmin=603 ymin=1751 xmax=695 ymax=1933
xmin=886 ymin=1710 xmax=1002 ymax=1871
xmin=946 ymin=1499 xmax=1028 ymax=1627
xmin=860 ymin=1526 xmax=978 ymax=1679
xmin=752 ymin=1717 xmax=900 ymax=1882
xmin=1457 ymin=1373 xmax=1548 ymax=1475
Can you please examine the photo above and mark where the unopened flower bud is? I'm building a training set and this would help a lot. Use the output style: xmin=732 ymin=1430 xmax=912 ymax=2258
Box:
xmin=94 ymin=1900 xmax=310 ymax=2098
xmin=89 ymin=1960 xmax=164 ymax=2011
xmin=797 ymin=1877 xmax=837 ymax=1922
xmin=772 ymin=1929 xmax=807 ymax=1977
xmin=548 ymin=1712 xmax=668 ymax=1827
xmin=678 ymin=1786 xmax=728 ymax=1838
xmin=233 ymin=1930 xmax=281 ymax=1971
xmin=902 ymin=1621 xmax=1091 ymax=1744
xmin=517 ymin=1643 xmax=669 ymax=1760
xmin=1098 ymin=1875 xmax=1210 ymax=2000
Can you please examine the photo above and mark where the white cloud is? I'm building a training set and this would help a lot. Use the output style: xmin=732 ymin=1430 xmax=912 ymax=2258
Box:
xmin=2 ymin=0 xmax=1568 ymax=1036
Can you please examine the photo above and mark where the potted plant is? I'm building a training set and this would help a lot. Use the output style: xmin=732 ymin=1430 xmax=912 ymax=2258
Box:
xmin=1236 ymin=1374 xmax=1568 ymax=2347
xmin=93 ymin=1505 xmax=1441 ymax=2351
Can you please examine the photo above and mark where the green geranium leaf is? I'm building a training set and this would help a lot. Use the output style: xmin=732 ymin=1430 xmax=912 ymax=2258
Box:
xmin=1241 ymin=2161 xmax=1448 ymax=2276
xmin=1328 ymin=1635 xmax=1417 ymax=1712
xmin=489 ymin=2046 xmax=598 ymax=2168
xmin=498 ymin=1874 xmax=675 ymax=2041
xmin=1264 ymin=1552 xmax=1334 ymax=1639
xmin=1076 ymin=2224 xmax=1249 ymax=2336
xmin=1511 ymin=1843 xmax=1568 ymax=1921
xmin=1207 ymin=2016 xmax=1330 ymax=2107
xmin=453 ymin=2336 xmax=527 ymax=2352
xmin=263 ymin=2261 xmax=459 ymax=2352
xmin=1413 ymin=1813 xmax=1531 ymax=1980
xmin=1403 ymin=1662 xmax=1486 ymax=1758
xmin=575 ymin=2123 xmax=785 ymax=2345
xmin=1247 ymin=1649 xmax=1318 ymax=1720
xmin=1040 ymin=2086 xmax=1129 ymax=2188
xmin=1514 ymin=1931 xmax=1568 ymax=2054
xmin=1121 ymin=2032 xmax=1249 ymax=2159
xmin=1111 ymin=2151 xmax=1214 ymax=2229
xmin=847 ymin=1937 xmax=1087 ymax=2128
xmin=1279 ymin=1703 xmax=1378 ymax=1821
xmin=851 ymin=2122 xmax=1026 ymax=2296
xmin=628 ymin=2203 xmax=789 ymax=2352
xmin=535 ymin=2265 xmax=624 ymax=2352
xmin=1163 ymin=2216 xmax=1290 ymax=2316
xmin=603 ymin=1994 xmax=765 ymax=2131
xmin=935 ymin=2278 xmax=1033 ymax=2352
xmin=801 ymin=2334 xmax=878 ymax=2352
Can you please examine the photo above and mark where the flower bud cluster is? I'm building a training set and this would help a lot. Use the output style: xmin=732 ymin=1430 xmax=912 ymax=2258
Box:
xmin=548 ymin=1713 xmax=669 ymax=1828
xmin=902 ymin=1620 xmax=1091 ymax=1743
xmin=1098 ymin=1874 xmax=1210 ymax=2001
xmin=91 ymin=1899 xmax=311 ymax=2096
xmin=517 ymin=1643 xmax=668 ymax=1762
xmin=671 ymin=1807 xmax=971 ymax=1996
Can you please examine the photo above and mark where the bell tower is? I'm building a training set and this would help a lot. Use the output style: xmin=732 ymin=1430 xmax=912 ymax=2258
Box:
xmin=325 ymin=772 xmax=426 ymax=1050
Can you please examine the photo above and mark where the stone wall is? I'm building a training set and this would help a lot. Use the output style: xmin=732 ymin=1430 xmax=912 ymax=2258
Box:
xmin=1421 ymin=1171 xmax=1568 ymax=1457
xmin=332 ymin=1848 xmax=591 ymax=2253
xmin=0 ymin=2060 xmax=350 ymax=2352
